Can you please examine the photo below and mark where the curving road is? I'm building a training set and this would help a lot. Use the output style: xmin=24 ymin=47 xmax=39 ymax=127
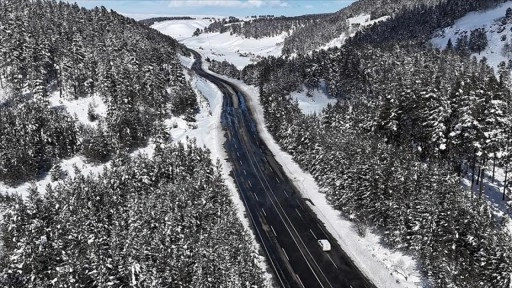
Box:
xmin=190 ymin=50 xmax=376 ymax=288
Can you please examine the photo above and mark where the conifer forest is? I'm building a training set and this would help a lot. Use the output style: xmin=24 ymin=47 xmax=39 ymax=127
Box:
xmin=2 ymin=0 xmax=512 ymax=287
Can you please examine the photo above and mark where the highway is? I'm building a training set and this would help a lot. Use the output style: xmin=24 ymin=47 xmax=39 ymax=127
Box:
xmin=190 ymin=50 xmax=376 ymax=288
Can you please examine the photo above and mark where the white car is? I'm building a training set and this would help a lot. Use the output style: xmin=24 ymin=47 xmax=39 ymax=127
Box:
xmin=318 ymin=239 xmax=331 ymax=251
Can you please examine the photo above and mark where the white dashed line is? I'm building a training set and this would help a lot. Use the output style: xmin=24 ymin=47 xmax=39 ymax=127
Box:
xmin=327 ymin=254 xmax=338 ymax=269
xmin=282 ymin=248 xmax=289 ymax=260
xmin=296 ymin=274 xmax=305 ymax=288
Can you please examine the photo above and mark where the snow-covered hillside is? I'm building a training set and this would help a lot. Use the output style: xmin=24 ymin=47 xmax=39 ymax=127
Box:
xmin=152 ymin=19 xmax=285 ymax=69
xmin=432 ymin=1 xmax=512 ymax=72
xmin=319 ymin=14 xmax=390 ymax=51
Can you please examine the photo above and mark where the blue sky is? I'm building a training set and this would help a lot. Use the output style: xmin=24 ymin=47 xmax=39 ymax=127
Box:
xmin=73 ymin=0 xmax=356 ymax=19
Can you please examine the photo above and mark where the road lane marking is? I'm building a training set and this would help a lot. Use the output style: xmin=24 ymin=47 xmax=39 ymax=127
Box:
xmin=327 ymin=254 xmax=338 ymax=269
xmin=284 ymin=190 xmax=289 ymax=197
xmin=282 ymin=248 xmax=289 ymax=261
xmin=296 ymin=274 xmax=305 ymax=288
xmin=276 ymin=177 xmax=280 ymax=183
xmin=244 ymin=169 xmax=247 ymax=175
xmin=237 ymin=151 xmax=240 ymax=156
xmin=262 ymin=208 xmax=267 ymax=217
xmin=271 ymin=226 xmax=277 ymax=236
xmin=245 ymin=152 xmax=330 ymax=288
xmin=296 ymin=199 xmax=302 ymax=208
xmin=230 ymin=163 xmax=286 ymax=287
xmin=296 ymin=209 xmax=302 ymax=218
xmin=317 ymin=224 xmax=326 ymax=234
xmin=240 ymin=160 xmax=243 ymax=165
xmin=237 ymin=127 xmax=329 ymax=288
xmin=248 ymin=180 xmax=252 ymax=187
xmin=253 ymin=193 xmax=258 ymax=201
xmin=310 ymin=229 xmax=317 ymax=239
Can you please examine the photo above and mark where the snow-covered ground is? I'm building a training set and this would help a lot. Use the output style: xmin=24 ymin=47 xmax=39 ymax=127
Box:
xmin=153 ymin=19 xmax=285 ymax=69
xmin=290 ymin=81 xmax=337 ymax=115
xmin=318 ymin=14 xmax=390 ymax=51
xmin=462 ymin=165 xmax=512 ymax=236
xmin=432 ymin=1 xmax=512 ymax=72
xmin=204 ymin=68 xmax=425 ymax=288
xmin=0 ymin=85 xmax=7 ymax=103
xmin=0 ymin=155 xmax=110 ymax=198
xmin=48 ymin=92 xmax=107 ymax=127
xmin=0 ymin=91 xmax=109 ymax=197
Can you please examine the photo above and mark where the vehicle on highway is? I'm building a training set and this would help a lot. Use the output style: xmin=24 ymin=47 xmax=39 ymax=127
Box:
xmin=318 ymin=239 xmax=331 ymax=251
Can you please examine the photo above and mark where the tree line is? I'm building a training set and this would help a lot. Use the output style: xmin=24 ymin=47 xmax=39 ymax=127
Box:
xmin=0 ymin=142 xmax=264 ymax=287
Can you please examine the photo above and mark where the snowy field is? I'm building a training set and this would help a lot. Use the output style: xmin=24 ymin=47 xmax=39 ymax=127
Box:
xmin=48 ymin=92 xmax=107 ymax=127
xmin=432 ymin=1 xmax=512 ymax=72
xmin=152 ymin=18 xmax=286 ymax=69
xmin=290 ymin=81 xmax=337 ymax=115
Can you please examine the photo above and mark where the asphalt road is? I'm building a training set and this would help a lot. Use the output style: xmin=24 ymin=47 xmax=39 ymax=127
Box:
xmin=190 ymin=50 xmax=376 ymax=288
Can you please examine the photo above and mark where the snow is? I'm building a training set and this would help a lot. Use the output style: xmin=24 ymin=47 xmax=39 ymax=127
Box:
xmin=290 ymin=81 xmax=337 ymax=115
xmin=462 ymin=165 xmax=512 ymax=237
xmin=319 ymin=14 xmax=390 ymax=51
xmin=204 ymin=67 xmax=425 ymax=288
xmin=47 ymin=92 xmax=107 ymax=127
xmin=0 ymin=155 xmax=109 ymax=198
xmin=347 ymin=14 xmax=372 ymax=26
xmin=153 ymin=19 xmax=285 ymax=69
xmin=179 ymin=54 xmax=195 ymax=69
xmin=432 ymin=1 xmax=512 ymax=72
xmin=0 ymin=92 xmax=110 ymax=197
xmin=0 ymin=86 xmax=7 ymax=103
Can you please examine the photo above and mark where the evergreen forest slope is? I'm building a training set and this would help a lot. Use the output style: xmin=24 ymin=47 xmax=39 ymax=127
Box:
xmin=0 ymin=0 xmax=265 ymax=286
xmin=282 ymin=0 xmax=497 ymax=54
